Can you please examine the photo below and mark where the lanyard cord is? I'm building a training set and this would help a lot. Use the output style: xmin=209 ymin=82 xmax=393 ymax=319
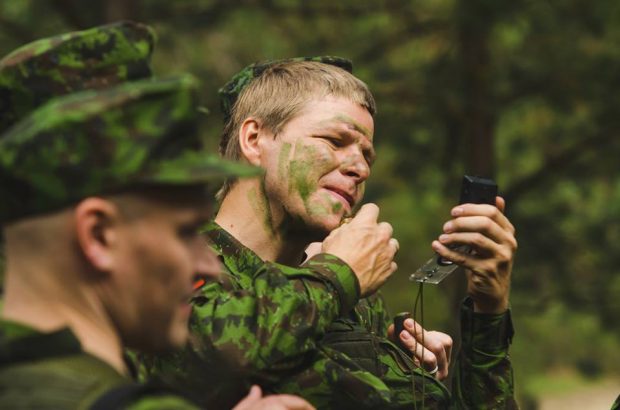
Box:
xmin=412 ymin=281 xmax=425 ymax=410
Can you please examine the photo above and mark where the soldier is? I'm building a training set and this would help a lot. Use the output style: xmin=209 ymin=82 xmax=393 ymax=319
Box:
xmin=0 ymin=73 xmax=317 ymax=409
xmin=141 ymin=57 xmax=518 ymax=409
xmin=0 ymin=22 xmax=320 ymax=409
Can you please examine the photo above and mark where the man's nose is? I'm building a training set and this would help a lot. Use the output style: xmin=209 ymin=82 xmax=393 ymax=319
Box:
xmin=340 ymin=148 xmax=370 ymax=182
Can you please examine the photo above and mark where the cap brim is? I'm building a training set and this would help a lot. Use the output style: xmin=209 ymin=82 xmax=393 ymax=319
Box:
xmin=142 ymin=151 xmax=262 ymax=185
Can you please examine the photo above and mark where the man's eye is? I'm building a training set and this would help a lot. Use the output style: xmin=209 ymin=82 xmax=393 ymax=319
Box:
xmin=321 ymin=136 xmax=343 ymax=147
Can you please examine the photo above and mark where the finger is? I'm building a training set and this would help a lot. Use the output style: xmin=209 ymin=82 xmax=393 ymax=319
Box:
xmin=432 ymin=240 xmax=494 ymax=272
xmin=401 ymin=319 xmax=440 ymax=370
xmin=305 ymin=242 xmax=323 ymax=260
xmin=451 ymin=203 xmax=514 ymax=234
xmin=386 ymin=323 xmax=395 ymax=340
xmin=438 ymin=231 xmax=503 ymax=258
xmin=424 ymin=331 xmax=448 ymax=365
xmin=399 ymin=329 xmax=438 ymax=371
xmin=232 ymin=385 xmax=262 ymax=409
xmin=443 ymin=333 xmax=453 ymax=366
xmin=389 ymin=237 xmax=399 ymax=253
xmin=495 ymin=196 xmax=506 ymax=213
xmin=444 ymin=215 xmax=516 ymax=247
xmin=439 ymin=231 xmax=515 ymax=271
xmin=405 ymin=321 xmax=449 ymax=367
xmin=351 ymin=203 xmax=379 ymax=223
xmin=427 ymin=331 xmax=452 ymax=380
xmin=377 ymin=221 xmax=394 ymax=239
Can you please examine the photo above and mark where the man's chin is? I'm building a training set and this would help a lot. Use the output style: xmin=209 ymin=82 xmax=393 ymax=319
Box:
xmin=306 ymin=216 xmax=342 ymax=238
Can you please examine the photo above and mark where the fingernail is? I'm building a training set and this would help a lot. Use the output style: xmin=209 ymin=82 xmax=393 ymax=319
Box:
xmin=404 ymin=318 xmax=414 ymax=328
xmin=443 ymin=222 xmax=453 ymax=233
xmin=401 ymin=331 xmax=410 ymax=339
xmin=451 ymin=207 xmax=463 ymax=216
xmin=439 ymin=234 xmax=449 ymax=243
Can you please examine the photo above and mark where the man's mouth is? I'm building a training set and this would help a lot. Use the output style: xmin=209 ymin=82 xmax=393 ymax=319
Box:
xmin=325 ymin=186 xmax=355 ymax=211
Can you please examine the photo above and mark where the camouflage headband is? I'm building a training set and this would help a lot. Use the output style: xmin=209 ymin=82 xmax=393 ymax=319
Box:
xmin=218 ymin=56 xmax=353 ymax=123
xmin=0 ymin=20 xmax=156 ymax=134
xmin=0 ymin=74 xmax=261 ymax=224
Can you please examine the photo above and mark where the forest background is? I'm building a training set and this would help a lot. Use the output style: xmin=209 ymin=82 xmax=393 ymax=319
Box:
xmin=1 ymin=1 xmax=619 ymax=408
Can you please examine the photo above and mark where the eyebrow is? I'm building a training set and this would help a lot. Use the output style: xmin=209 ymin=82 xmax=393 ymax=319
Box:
xmin=321 ymin=118 xmax=376 ymax=164
xmin=332 ymin=114 xmax=373 ymax=138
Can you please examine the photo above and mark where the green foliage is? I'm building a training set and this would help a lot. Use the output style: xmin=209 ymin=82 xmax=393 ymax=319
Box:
xmin=1 ymin=0 xmax=619 ymax=405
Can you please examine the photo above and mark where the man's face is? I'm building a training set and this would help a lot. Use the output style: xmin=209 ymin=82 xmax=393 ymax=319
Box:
xmin=259 ymin=96 xmax=375 ymax=238
xmin=110 ymin=193 xmax=218 ymax=352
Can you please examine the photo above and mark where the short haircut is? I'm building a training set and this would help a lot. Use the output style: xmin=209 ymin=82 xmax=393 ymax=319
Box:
xmin=218 ymin=61 xmax=376 ymax=199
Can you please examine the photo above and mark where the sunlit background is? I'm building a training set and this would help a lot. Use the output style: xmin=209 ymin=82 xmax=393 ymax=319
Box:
xmin=1 ymin=1 xmax=619 ymax=408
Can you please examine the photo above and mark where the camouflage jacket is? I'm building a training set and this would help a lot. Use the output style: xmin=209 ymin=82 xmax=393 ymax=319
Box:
xmin=0 ymin=320 xmax=198 ymax=409
xmin=141 ymin=222 xmax=517 ymax=409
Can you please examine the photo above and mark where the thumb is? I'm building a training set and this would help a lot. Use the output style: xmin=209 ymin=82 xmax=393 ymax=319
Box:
xmin=232 ymin=385 xmax=263 ymax=410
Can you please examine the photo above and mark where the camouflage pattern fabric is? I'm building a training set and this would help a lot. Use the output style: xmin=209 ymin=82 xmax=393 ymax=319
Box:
xmin=217 ymin=56 xmax=353 ymax=152
xmin=140 ymin=222 xmax=518 ymax=409
xmin=0 ymin=20 xmax=155 ymax=134
xmin=138 ymin=221 xmax=392 ymax=409
xmin=0 ymin=74 xmax=260 ymax=224
xmin=0 ymin=320 xmax=198 ymax=409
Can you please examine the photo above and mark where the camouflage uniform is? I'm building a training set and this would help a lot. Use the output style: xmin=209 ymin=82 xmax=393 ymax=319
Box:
xmin=0 ymin=320 xmax=197 ymax=410
xmin=151 ymin=222 xmax=515 ymax=409
xmin=141 ymin=57 xmax=518 ymax=409
xmin=0 ymin=25 xmax=258 ymax=409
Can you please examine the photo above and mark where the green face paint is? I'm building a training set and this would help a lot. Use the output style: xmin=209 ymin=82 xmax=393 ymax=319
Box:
xmin=286 ymin=138 xmax=340 ymax=219
xmin=332 ymin=114 xmax=373 ymax=140
xmin=277 ymin=142 xmax=292 ymax=182
xmin=247 ymin=179 xmax=276 ymax=238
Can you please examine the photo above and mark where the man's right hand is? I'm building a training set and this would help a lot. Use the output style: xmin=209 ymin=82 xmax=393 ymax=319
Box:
xmin=233 ymin=385 xmax=315 ymax=410
xmin=322 ymin=203 xmax=398 ymax=297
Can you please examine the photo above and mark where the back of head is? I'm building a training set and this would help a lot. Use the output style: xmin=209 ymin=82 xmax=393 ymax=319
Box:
xmin=0 ymin=20 xmax=155 ymax=134
xmin=218 ymin=56 xmax=376 ymax=197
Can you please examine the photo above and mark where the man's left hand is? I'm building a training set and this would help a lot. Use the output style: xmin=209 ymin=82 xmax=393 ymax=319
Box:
xmin=432 ymin=196 xmax=517 ymax=314
xmin=387 ymin=318 xmax=453 ymax=380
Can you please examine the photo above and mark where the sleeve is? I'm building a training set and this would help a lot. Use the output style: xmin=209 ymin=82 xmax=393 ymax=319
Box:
xmin=451 ymin=297 xmax=519 ymax=409
xmin=189 ymin=253 xmax=361 ymax=376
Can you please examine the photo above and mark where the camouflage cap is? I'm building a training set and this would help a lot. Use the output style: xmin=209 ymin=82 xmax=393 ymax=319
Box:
xmin=0 ymin=20 xmax=156 ymax=134
xmin=0 ymin=74 xmax=261 ymax=224
xmin=218 ymin=56 xmax=353 ymax=122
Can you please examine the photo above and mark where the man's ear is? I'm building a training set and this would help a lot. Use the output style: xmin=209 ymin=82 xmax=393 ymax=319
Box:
xmin=238 ymin=117 xmax=265 ymax=166
xmin=74 ymin=197 xmax=121 ymax=272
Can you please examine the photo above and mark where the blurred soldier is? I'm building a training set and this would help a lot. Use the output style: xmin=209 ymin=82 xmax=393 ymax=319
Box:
xmin=142 ymin=57 xmax=518 ymax=409
xmin=0 ymin=27 xmax=314 ymax=410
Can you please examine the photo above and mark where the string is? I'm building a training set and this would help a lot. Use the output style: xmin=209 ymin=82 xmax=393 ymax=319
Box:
xmin=411 ymin=280 xmax=426 ymax=409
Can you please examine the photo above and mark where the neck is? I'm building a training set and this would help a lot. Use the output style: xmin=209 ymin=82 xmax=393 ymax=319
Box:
xmin=2 ymin=257 xmax=128 ymax=376
xmin=216 ymin=179 xmax=309 ymax=265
